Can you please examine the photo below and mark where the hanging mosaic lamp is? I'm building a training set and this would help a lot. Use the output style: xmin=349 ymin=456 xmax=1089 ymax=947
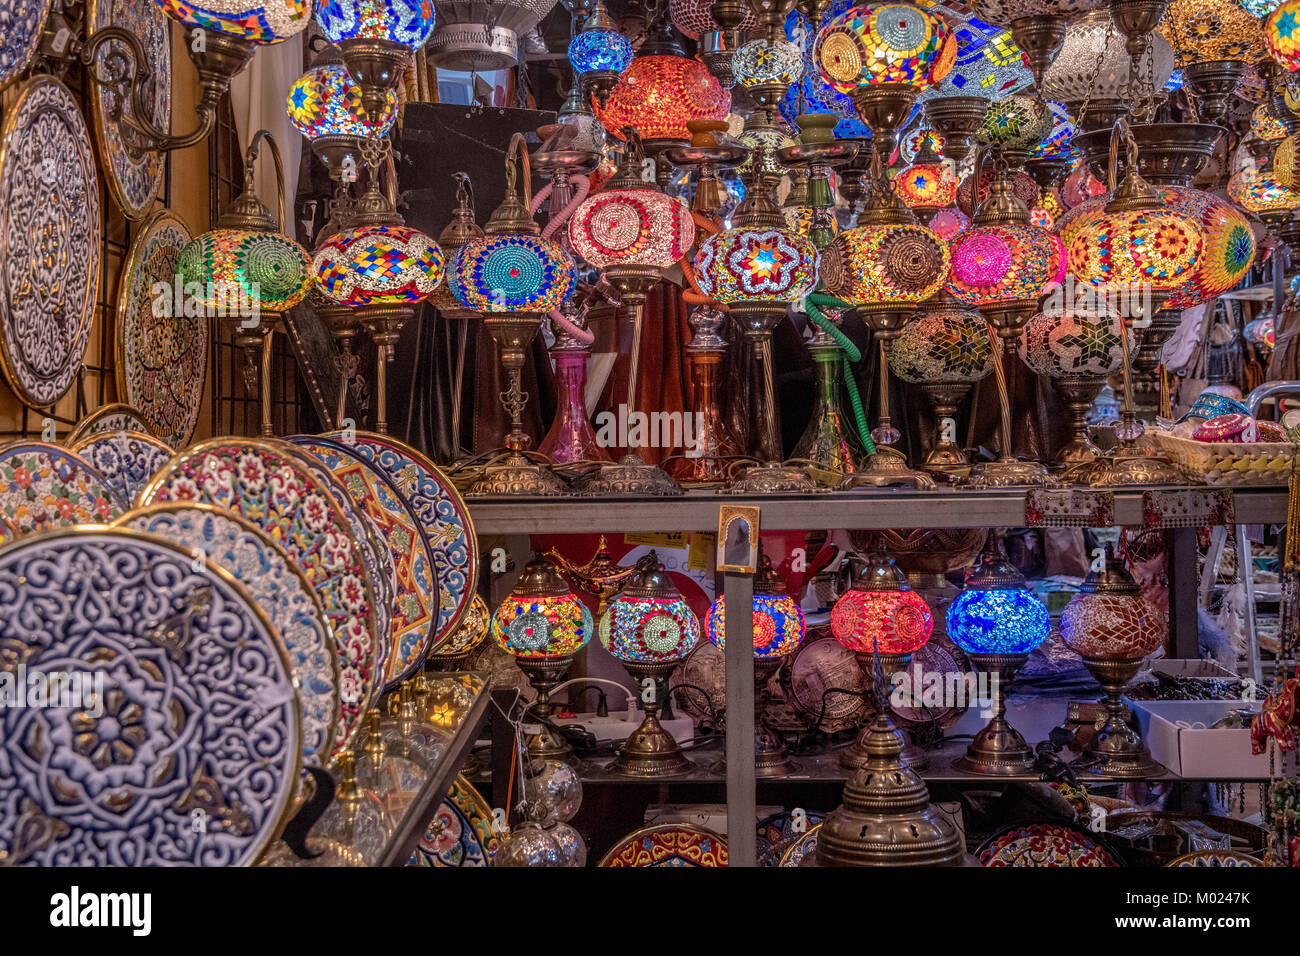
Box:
xmin=1266 ymin=0 xmax=1300 ymax=72
xmin=593 ymin=46 xmax=731 ymax=147
xmin=287 ymin=56 xmax=399 ymax=181
xmin=316 ymin=0 xmax=436 ymax=119
xmin=568 ymin=1 xmax=634 ymax=108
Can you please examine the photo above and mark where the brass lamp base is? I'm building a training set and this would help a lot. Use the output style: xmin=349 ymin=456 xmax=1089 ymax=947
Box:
xmin=1010 ymin=15 xmax=1067 ymax=87
xmin=517 ymin=655 xmax=576 ymax=761
xmin=918 ymin=382 xmax=972 ymax=475
xmin=723 ymin=656 xmax=795 ymax=778
xmin=1075 ymin=657 xmax=1163 ymax=778
xmin=922 ymin=95 xmax=987 ymax=165
xmin=951 ymin=653 xmax=1035 ymax=776
xmin=1181 ymin=59 xmax=1246 ymax=123
xmin=841 ymin=652 xmax=928 ymax=771
xmin=728 ymin=461 xmax=821 ymax=494
xmin=611 ymin=661 xmax=692 ymax=778
xmin=1084 ymin=442 xmax=1187 ymax=487
xmin=1052 ymin=376 xmax=1105 ymax=468
xmin=339 ymin=36 xmax=411 ymax=120
xmin=467 ymin=452 xmax=569 ymax=497
xmin=849 ymin=83 xmax=919 ymax=161
xmin=577 ymin=453 xmax=684 ymax=496
xmin=966 ymin=457 xmax=1051 ymax=487
xmin=838 ymin=447 xmax=937 ymax=490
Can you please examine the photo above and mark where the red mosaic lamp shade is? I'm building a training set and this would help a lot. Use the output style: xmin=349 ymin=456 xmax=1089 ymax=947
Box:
xmin=669 ymin=0 xmax=755 ymax=39
xmin=893 ymin=161 xmax=957 ymax=210
xmin=829 ymin=544 xmax=934 ymax=656
xmin=593 ymin=55 xmax=731 ymax=142
xmin=569 ymin=188 xmax=696 ymax=270
xmin=1058 ymin=548 xmax=1165 ymax=661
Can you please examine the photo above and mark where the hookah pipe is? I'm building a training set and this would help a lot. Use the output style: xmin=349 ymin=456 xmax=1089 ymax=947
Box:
xmin=530 ymin=125 xmax=597 ymax=346
xmin=803 ymin=293 xmax=876 ymax=457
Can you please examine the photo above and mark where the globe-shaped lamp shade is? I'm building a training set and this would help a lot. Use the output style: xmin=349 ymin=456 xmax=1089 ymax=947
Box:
xmin=600 ymin=594 xmax=701 ymax=662
xmin=830 ymin=587 xmax=933 ymax=655
xmin=889 ymin=308 xmax=995 ymax=384
xmin=1160 ymin=0 xmax=1267 ymax=66
xmin=1268 ymin=1 xmax=1300 ymax=71
xmin=916 ymin=9 xmax=1034 ymax=103
xmin=1033 ymin=101 xmax=1078 ymax=160
xmin=704 ymin=593 xmax=806 ymax=658
xmin=974 ymin=94 xmax=1053 ymax=155
xmin=287 ymin=63 xmax=399 ymax=139
xmin=1065 ymin=208 xmax=1203 ymax=293
xmin=669 ymin=0 xmax=756 ymax=39
xmin=946 ymin=588 xmax=1049 ymax=656
xmin=1227 ymin=168 xmax=1300 ymax=213
xmin=1276 ymin=134 xmax=1300 ymax=188
xmin=1059 ymin=590 xmax=1164 ymax=660
xmin=568 ymin=190 xmax=696 ymax=270
xmin=734 ymin=38 xmax=806 ymax=87
xmin=593 ymin=56 xmax=731 ymax=142
xmin=154 ymin=0 xmax=310 ymax=44
xmin=176 ymin=229 xmax=314 ymax=313
xmin=813 ymin=3 xmax=957 ymax=93
xmin=315 ymin=0 xmax=435 ymax=49
xmin=493 ymin=592 xmax=594 ymax=659
xmin=1042 ymin=11 xmax=1175 ymax=103
xmin=314 ymin=225 xmax=445 ymax=305
xmin=568 ymin=30 xmax=634 ymax=76
xmin=449 ymin=234 xmax=577 ymax=313
xmin=900 ymin=127 xmax=944 ymax=163
xmin=819 ymin=223 xmax=950 ymax=304
xmin=930 ymin=207 xmax=969 ymax=241
xmin=892 ymin=161 xmax=957 ymax=209
xmin=957 ymin=167 xmax=1040 ymax=212
xmin=1017 ymin=309 xmax=1126 ymax=378
xmin=1252 ymin=105 xmax=1287 ymax=142
xmin=969 ymin=0 xmax=1104 ymax=21
xmin=694 ymin=228 xmax=819 ymax=303
xmin=946 ymin=225 xmax=1065 ymax=307
xmin=1245 ymin=315 xmax=1276 ymax=349
xmin=1243 ymin=0 xmax=1285 ymax=15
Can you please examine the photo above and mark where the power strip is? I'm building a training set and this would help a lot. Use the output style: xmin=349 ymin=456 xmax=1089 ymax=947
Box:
xmin=551 ymin=711 xmax=695 ymax=745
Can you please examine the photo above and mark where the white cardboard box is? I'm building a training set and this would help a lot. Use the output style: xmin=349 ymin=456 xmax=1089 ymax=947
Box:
xmin=1130 ymin=700 xmax=1299 ymax=779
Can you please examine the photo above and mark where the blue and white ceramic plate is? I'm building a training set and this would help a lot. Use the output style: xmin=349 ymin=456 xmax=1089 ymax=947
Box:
xmin=71 ymin=429 xmax=172 ymax=505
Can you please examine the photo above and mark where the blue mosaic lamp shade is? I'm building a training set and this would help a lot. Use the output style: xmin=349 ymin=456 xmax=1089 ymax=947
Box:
xmin=316 ymin=0 xmax=435 ymax=50
xmin=568 ymin=30 xmax=634 ymax=75
xmin=946 ymin=588 xmax=1050 ymax=655
xmin=449 ymin=234 xmax=577 ymax=313
xmin=704 ymin=593 xmax=806 ymax=658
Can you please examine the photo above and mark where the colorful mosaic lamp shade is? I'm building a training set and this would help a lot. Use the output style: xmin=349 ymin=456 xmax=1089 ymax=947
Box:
xmin=176 ymin=228 xmax=314 ymax=313
xmin=492 ymin=555 xmax=594 ymax=659
xmin=1227 ymin=168 xmax=1300 ymax=214
xmin=669 ymin=0 xmax=756 ymax=39
xmin=693 ymin=227 xmax=819 ymax=303
xmin=974 ymin=93 xmax=1053 ymax=156
xmin=315 ymin=0 xmax=436 ymax=49
xmin=900 ymin=126 xmax=944 ymax=163
xmin=568 ymin=29 xmax=634 ymax=76
xmin=593 ymin=55 xmax=731 ymax=142
xmin=946 ymin=224 xmax=1065 ymax=307
xmin=829 ymin=544 xmax=933 ymax=656
xmin=1033 ymin=101 xmax=1077 ymax=160
xmin=819 ymin=223 xmax=949 ymax=305
xmin=568 ymin=189 xmax=696 ymax=270
xmin=813 ymin=3 xmax=958 ymax=93
xmin=1059 ymin=550 xmax=1165 ymax=660
xmin=313 ymin=224 xmax=445 ymax=305
xmin=930 ymin=206 xmax=970 ymax=240
xmin=153 ymin=0 xmax=311 ymax=44
xmin=1244 ymin=0 xmax=1285 ymax=16
xmin=734 ymin=38 xmax=806 ymax=88
xmin=916 ymin=14 xmax=1034 ymax=103
xmin=1160 ymin=0 xmax=1266 ymax=66
xmin=780 ymin=72 xmax=873 ymax=139
xmin=1267 ymin=0 xmax=1300 ymax=70
xmin=1065 ymin=206 xmax=1204 ymax=294
xmin=1017 ymin=309 xmax=1126 ymax=378
xmin=892 ymin=160 xmax=957 ymax=209
xmin=287 ymin=63 xmax=399 ymax=139
xmin=449 ymin=234 xmax=577 ymax=313
xmin=600 ymin=564 xmax=701 ymax=663
xmin=704 ymin=558 xmax=806 ymax=659
xmin=946 ymin=545 xmax=1049 ymax=656
xmin=1252 ymin=104 xmax=1287 ymax=142
xmin=889 ymin=307 xmax=995 ymax=384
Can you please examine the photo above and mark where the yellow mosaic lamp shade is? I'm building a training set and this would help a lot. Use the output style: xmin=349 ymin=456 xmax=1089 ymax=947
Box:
xmin=1228 ymin=167 xmax=1300 ymax=213
xmin=814 ymin=3 xmax=958 ymax=93
xmin=1161 ymin=0 xmax=1268 ymax=66
xmin=819 ymin=223 xmax=950 ymax=304
xmin=1065 ymin=208 xmax=1204 ymax=293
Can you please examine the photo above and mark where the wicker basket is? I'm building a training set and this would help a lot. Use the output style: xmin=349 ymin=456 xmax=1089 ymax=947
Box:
xmin=1150 ymin=431 xmax=1297 ymax=486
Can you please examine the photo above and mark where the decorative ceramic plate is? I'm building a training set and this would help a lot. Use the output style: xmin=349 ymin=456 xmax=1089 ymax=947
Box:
xmin=431 ymin=593 xmax=490 ymax=659
xmin=320 ymin=431 xmax=476 ymax=653
xmin=70 ymin=430 xmax=172 ymax=506
xmin=114 ymin=502 xmax=341 ymax=766
xmin=757 ymin=809 xmax=825 ymax=866
xmin=977 ymin=822 xmax=1126 ymax=867
xmin=0 ymin=0 xmax=51 ymax=90
xmin=290 ymin=435 xmax=439 ymax=687
xmin=599 ymin=823 xmax=729 ymax=867
xmin=0 ymin=442 xmax=125 ymax=533
xmin=65 ymin=403 xmax=157 ymax=445
xmin=139 ymin=437 xmax=383 ymax=755
xmin=408 ymin=775 xmax=499 ymax=867
xmin=890 ymin=636 xmax=971 ymax=730
xmin=0 ymin=528 xmax=301 ymax=866
xmin=0 ymin=75 xmax=100 ymax=407
xmin=115 ymin=211 xmax=206 ymax=447
xmin=672 ymin=640 xmax=727 ymax=726
xmin=87 ymin=0 xmax=170 ymax=218
xmin=1167 ymin=849 xmax=1262 ymax=867
xmin=781 ymin=637 xmax=869 ymax=734
xmin=779 ymin=824 xmax=820 ymax=867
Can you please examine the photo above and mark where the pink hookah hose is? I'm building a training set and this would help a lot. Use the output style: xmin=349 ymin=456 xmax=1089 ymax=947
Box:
xmin=532 ymin=172 xmax=595 ymax=345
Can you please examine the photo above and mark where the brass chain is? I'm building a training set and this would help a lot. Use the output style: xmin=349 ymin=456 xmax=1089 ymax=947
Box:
xmin=1078 ymin=19 xmax=1113 ymax=127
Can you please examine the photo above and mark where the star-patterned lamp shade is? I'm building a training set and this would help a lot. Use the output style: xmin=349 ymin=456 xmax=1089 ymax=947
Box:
xmin=694 ymin=228 xmax=819 ymax=303
xmin=153 ymin=0 xmax=310 ymax=43
xmin=889 ymin=308 xmax=995 ymax=384
xmin=176 ymin=229 xmax=314 ymax=313
xmin=568 ymin=189 xmax=695 ymax=270
xmin=593 ymin=56 xmax=731 ymax=142
xmin=704 ymin=558 xmax=806 ymax=659
xmin=819 ymin=223 xmax=950 ymax=304
xmin=1267 ymin=0 xmax=1300 ymax=70
xmin=287 ymin=63 xmax=398 ymax=140
xmin=599 ymin=563 xmax=701 ymax=663
xmin=734 ymin=38 xmax=806 ymax=87
xmin=945 ymin=540 xmax=1050 ymax=656
xmin=1160 ymin=0 xmax=1267 ymax=66
xmin=492 ymin=557 xmax=594 ymax=659
xmin=449 ymin=234 xmax=577 ymax=313
xmin=930 ymin=206 xmax=970 ymax=241
xmin=568 ymin=29 xmax=634 ymax=76
xmin=316 ymin=0 xmax=435 ymax=49
xmin=1017 ymin=309 xmax=1126 ymax=378
xmin=946 ymin=225 xmax=1065 ymax=307
xmin=1252 ymin=104 xmax=1287 ymax=141
xmin=1065 ymin=207 xmax=1204 ymax=293
xmin=893 ymin=160 xmax=957 ymax=208
xmin=669 ymin=0 xmax=755 ymax=39
xmin=974 ymin=94 xmax=1053 ymax=154
xmin=830 ymin=545 xmax=934 ymax=655
xmin=313 ymin=224 xmax=444 ymax=305
xmin=900 ymin=126 xmax=944 ymax=163
xmin=1058 ymin=551 xmax=1164 ymax=660
xmin=1228 ymin=168 xmax=1300 ymax=213
xmin=814 ymin=3 xmax=957 ymax=93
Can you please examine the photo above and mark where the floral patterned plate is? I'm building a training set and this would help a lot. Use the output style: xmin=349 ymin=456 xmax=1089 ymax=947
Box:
xmin=757 ymin=809 xmax=825 ymax=866
xmin=320 ymin=431 xmax=477 ymax=654
xmin=70 ymin=430 xmax=172 ymax=506
xmin=0 ymin=528 xmax=301 ymax=865
xmin=780 ymin=824 xmax=820 ymax=867
xmin=139 ymin=437 xmax=382 ymax=755
xmin=599 ymin=823 xmax=729 ymax=867
xmin=408 ymin=775 xmax=499 ymax=867
xmin=0 ymin=442 xmax=125 ymax=533
xmin=977 ymin=822 xmax=1126 ymax=867
xmin=65 ymin=403 xmax=157 ymax=446
xmin=290 ymin=435 xmax=438 ymax=688
xmin=114 ymin=502 xmax=341 ymax=766
xmin=1166 ymin=849 xmax=1262 ymax=867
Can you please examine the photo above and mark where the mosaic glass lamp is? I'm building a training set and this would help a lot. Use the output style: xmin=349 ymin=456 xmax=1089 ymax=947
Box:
xmin=1058 ymin=546 xmax=1166 ymax=777
xmin=493 ymin=553 xmax=594 ymax=759
xmin=1267 ymin=0 xmax=1300 ymax=73
xmin=974 ymin=93 xmax=1054 ymax=166
xmin=1162 ymin=0 xmax=1267 ymax=116
xmin=830 ymin=541 xmax=933 ymax=770
xmin=287 ymin=56 xmax=398 ymax=181
xmin=600 ymin=552 xmax=701 ymax=777
xmin=593 ymin=54 xmax=731 ymax=146
xmin=946 ymin=532 xmax=1050 ymax=775
xmin=316 ymin=0 xmax=436 ymax=119
xmin=705 ymin=551 xmax=806 ymax=776
xmin=891 ymin=137 xmax=957 ymax=221
xmin=154 ymin=0 xmax=310 ymax=43
xmin=966 ymin=0 xmax=1104 ymax=88
xmin=568 ymin=1 xmax=633 ymax=107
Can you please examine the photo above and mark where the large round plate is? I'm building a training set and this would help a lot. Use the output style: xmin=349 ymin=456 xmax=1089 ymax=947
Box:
xmin=977 ymin=822 xmax=1126 ymax=867
xmin=140 ymin=437 xmax=383 ymax=755
xmin=320 ymin=431 xmax=477 ymax=653
xmin=70 ymin=430 xmax=172 ymax=506
xmin=408 ymin=775 xmax=499 ymax=866
xmin=671 ymin=640 xmax=727 ymax=727
xmin=114 ymin=211 xmax=205 ymax=447
xmin=0 ymin=528 xmax=301 ymax=865
xmin=114 ymin=502 xmax=341 ymax=767
xmin=65 ymin=403 xmax=158 ymax=445
xmin=598 ymin=823 xmax=729 ymax=867
xmin=0 ymin=0 xmax=51 ymax=91
xmin=87 ymin=0 xmax=170 ymax=218
xmin=1166 ymin=849 xmax=1261 ymax=867
xmin=0 ymin=75 xmax=100 ymax=407
xmin=779 ymin=824 xmax=820 ymax=867
xmin=757 ymin=809 xmax=825 ymax=866
xmin=0 ymin=442 xmax=125 ymax=533
xmin=290 ymin=435 xmax=439 ymax=688
xmin=781 ymin=637 xmax=869 ymax=734
xmin=890 ymin=635 xmax=972 ymax=730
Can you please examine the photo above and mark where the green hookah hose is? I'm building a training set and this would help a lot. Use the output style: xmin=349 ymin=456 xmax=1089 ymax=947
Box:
xmin=805 ymin=292 xmax=876 ymax=456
